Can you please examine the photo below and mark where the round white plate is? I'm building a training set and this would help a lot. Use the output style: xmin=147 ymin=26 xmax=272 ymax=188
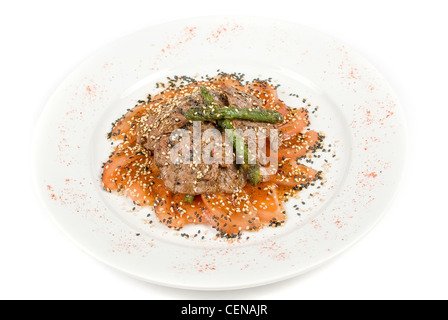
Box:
xmin=34 ymin=16 xmax=406 ymax=290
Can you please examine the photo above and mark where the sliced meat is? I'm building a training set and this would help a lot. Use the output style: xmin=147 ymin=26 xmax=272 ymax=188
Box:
xmin=220 ymin=85 xmax=263 ymax=109
xmin=154 ymin=122 xmax=247 ymax=195
xmin=137 ymin=88 xmax=226 ymax=150
xmin=221 ymin=85 xmax=280 ymax=165
xmin=140 ymin=85 xmax=282 ymax=194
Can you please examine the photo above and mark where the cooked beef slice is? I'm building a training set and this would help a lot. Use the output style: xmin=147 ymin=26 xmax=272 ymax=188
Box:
xmin=141 ymin=85 xmax=281 ymax=193
xmin=220 ymin=85 xmax=279 ymax=165
xmin=220 ymin=85 xmax=263 ymax=109
xmin=154 ymin=122 xmax=246 ymax=195
xmin=137 ymin=88 xmax=226 ymax=150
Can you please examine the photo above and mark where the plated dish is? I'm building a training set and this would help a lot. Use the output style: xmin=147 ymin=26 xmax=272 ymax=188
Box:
xmin=34 ymin=16 xmax=406 ymax=289
xmin=102 ymin=73 xmax=325 ymax=237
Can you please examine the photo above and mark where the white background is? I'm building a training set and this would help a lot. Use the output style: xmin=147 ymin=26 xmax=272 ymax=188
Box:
xmin=1 ymin=0 xmax=447 ymax=300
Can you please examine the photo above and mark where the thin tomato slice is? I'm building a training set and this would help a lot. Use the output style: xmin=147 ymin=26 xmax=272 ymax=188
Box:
xmin=126 ymin=174 xmax=158 ymax=206
xmin=278 ymin=130 xmax=320 ymax=160
xmin=244 ymin=183 xmax=285 ymax=224
xmin=102 ymin=153 xmax=132 ymax=191
xmin=109 ymin=103 xmax=150 ymax=140
xmin=201 ymin=193 xmax=261 ymax=235
xmin=278 ymin=108 xmax=309 ymax=140
xmin=271 ymin=159 xmax=319 ymax=189
xmin=171 ymin=194 xmax=207 ymax=225
xmin=246 ymin=81 xmax=278 ymax=103
xmin=152 ymin=180 xmax=189 ymax=230
xmin=102 ymin=147 xmax=146 ymax=191
xmin=215 ymin=73 xmax=245 ymax=89
xmin=268 ymin=100 xmax=290 ymax=117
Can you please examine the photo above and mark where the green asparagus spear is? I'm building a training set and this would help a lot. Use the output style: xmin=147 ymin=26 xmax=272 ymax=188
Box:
xmin=199 ymin=86 xmax=220 ymax=108
xmin=184 ymin=194 xmax=195 ymax=205
xmin=185 ymin=105 xmax=284 ymax=123
xmin=198 ymin=87 xmax=262 ymax=186
xmin=218 ymin=119 xmax=263 ymax=186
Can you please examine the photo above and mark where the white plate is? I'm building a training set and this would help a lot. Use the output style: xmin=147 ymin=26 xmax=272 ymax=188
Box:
xmin=33 ymin=16 xmax=406 ymax=290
